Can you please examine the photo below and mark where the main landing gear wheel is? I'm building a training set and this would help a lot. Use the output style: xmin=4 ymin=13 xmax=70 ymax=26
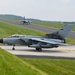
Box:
xmin=12 ymin=47 xmax=15 ymax=50
xmin=36 ymin=48 xmax=42 ymax=52
xmin=12 ymin=45 xmax=15 ymax=50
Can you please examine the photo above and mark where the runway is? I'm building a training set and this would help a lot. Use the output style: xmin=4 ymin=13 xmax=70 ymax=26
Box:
xmin=0 ymin=18 xmax=75 ymax=39
xmin=0 ymin=45 xmax=75 ymax=59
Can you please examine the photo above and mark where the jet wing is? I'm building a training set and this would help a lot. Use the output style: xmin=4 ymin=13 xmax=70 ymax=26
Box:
xmin=17 ymin=38 xmax=28 ymax=45
xmin=31 ymin=38 xmax=67 ymax=45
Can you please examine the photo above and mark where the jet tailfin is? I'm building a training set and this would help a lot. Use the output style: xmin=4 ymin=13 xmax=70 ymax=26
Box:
xmin=45 ymin=24 xmax=74 ymax=39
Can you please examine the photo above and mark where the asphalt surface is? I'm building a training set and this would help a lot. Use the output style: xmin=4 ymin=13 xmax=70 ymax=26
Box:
xmin=0 ymin=18 xmax=75 ymax=39
xmin=0 ymin=45 xmax=75 ymax=59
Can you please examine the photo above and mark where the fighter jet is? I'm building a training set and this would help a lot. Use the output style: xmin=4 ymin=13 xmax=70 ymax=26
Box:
xmin=0 ymin=24 xmax=74 ymax=51
xmin=20 ymin=16 xmax=30 ymax=25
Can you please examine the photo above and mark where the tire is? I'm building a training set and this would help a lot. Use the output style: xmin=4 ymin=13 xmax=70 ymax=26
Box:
xmin=12 ymin=47 xmax=15 ymax=50
xmin=36 ymin=48 xmax=42 ymax=51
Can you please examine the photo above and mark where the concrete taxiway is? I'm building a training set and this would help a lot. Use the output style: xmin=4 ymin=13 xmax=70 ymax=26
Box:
xmin=0 ymin=45 xmax=75 ymax=59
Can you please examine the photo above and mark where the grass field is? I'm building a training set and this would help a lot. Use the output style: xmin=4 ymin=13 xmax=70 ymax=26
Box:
xmin=23 ymin=58 xmax=75 ymax=75
xmin=0 ymin=48 xmax=48 ymax=75
xmin=0 ymin=22 xmax=44 ymax=38
xmin=32 ymin=21 xmax=75 ymax=31
xmin=65 ymin=38 xmax=75 ymax=44
xmin=0 ymin=47 xmax=75 ymax=75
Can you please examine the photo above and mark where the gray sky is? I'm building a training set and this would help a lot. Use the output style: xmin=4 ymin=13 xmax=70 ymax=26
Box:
xmin=0 ymin=0 xmax=75 ymax=21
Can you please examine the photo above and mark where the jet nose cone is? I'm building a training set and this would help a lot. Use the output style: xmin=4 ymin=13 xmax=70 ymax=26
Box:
xmin=0 ymin=39 xmax=3 ymax=43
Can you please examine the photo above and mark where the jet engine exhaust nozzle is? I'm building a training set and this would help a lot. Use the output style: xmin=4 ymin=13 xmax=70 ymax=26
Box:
xmin=0 ymin=39 xmax=3 ymax=43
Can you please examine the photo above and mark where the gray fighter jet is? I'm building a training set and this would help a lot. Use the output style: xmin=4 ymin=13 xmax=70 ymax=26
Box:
xmin=20 ymin=16 xmax=30 ymax=25
xmin=0 ymin=24 xmax=74 ymax=51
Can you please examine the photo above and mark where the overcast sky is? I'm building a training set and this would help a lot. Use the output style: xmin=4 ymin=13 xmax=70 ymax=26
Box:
xmin=0 ymin=0 xmax=75 ymax=21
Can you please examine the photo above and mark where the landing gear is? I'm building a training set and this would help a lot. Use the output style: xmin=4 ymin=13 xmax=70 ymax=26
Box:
xmin=12 ymin=45 xmax=15 ymax=50
xmin=36 ymin=48 xmax=42 ymax=52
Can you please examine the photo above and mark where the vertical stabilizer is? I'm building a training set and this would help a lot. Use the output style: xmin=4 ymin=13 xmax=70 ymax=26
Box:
xmin=54 ymin=24 xmax=74 ymax=38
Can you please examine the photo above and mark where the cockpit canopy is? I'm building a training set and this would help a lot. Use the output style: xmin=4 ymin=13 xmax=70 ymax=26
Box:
xmin=8 ymin=34 xmax=24 ymax=38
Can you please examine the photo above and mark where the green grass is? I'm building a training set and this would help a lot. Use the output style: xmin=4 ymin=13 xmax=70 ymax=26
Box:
xmin=32 ymin=21 xmax=63 ymax=28
xmin=32 ymin=21 xmax=75 ymax=31
xmin=23 ymin=58 xmax=75 ymax=75
xmin=0 ymin=48 xmax=48 ymax=75
xmin=1 ymin=47 xmax=75 ymax=75
xmin=65 ymin=38 xmax=75 ymax=44
xmin=0 ymin=22 xmax=44 ymax=38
